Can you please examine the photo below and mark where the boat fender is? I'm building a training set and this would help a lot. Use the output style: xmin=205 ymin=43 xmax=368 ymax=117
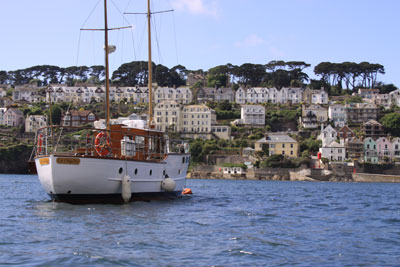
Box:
xmin=161 ymin=177 xmax=176 ymax=192
xmin=121 ymin=175 xmax=131 ymax=202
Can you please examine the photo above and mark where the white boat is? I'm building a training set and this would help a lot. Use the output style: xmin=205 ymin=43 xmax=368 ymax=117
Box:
xmin=34 ymin=0 xmax=190 ymax=204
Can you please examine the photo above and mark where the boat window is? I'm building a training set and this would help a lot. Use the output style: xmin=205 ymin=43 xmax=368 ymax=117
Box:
xmin=182 ymin=157 xmax=185 ymax=164
xmin=163 ymin=170 xmax=166 ymax=176
xmin=150 ymin=170 xmax=152 ymax=176
xmin=119 ymin=167 xmax=123 ymax=174
xmin=134 ymin=168 xmax=138 ymax=175
xmin=178 ymin=169 xmax=181 ymax=174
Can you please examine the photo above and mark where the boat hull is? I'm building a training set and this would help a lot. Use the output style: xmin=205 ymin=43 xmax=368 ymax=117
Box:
xmin=35 ymin=154 xmax=190 ymax=204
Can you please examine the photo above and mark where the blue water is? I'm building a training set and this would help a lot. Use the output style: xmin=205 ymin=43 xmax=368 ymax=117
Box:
xmin=1 ymin=175 xmax=400 ymax=266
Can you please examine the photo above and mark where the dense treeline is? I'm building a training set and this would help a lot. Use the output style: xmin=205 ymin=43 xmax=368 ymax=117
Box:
xmin=0 ymin=60 xmax=394 ymax=91
xmin=314 ymin=62 xmax=385 ymax=91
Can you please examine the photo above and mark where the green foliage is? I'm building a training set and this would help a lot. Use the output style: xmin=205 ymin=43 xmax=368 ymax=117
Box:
xmin=222 ymin=163 xmax=247 ymax=169
xmin=50 ymin=105 xmax=62 ymax=125
xmin=0 ymin=144 xmax=33 ymax=161
xmin=6 ymin=88 xmax=13 ymax=96
xmin=345 ymin=95 xmax=363 ymax=103
xmin=259 ymin=154 xmax=300 ymax=168
xmin=380 ymin=112 xmax=400 ymax=136
xmin=299 ymin=136 xmax=321 ymax=153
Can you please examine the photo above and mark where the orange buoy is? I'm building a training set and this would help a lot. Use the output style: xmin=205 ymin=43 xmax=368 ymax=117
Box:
xmin=182 ymin=188 xmax=192 ymax=195
xmin=94 ymin=131 xmax=111 ymax=156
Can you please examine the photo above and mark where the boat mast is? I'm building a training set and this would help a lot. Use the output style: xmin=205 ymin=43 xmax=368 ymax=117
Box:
xmin=147 ymin=0 xmax=154 ymax=128
xmin=104 ymin=0 xmax=111 ymax=130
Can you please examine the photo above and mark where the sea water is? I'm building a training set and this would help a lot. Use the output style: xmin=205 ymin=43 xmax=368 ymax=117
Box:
xmin=0 ymin=174 xmax=400 ymax=266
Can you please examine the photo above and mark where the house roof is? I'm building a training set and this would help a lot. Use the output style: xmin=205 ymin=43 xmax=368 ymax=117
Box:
xmin=7 ymin=108 xmax=23 ymax=116
xmin=347 ymin=137 xmax=363 ymax=144
xmin=326 ymin=141 xmax=345 ymax=148
xmin=364 ymin=119 xmax=381 ymax=126
xmin=257 ymin=134 xmax=297 ymax=144
xmin=67 ymin=110 xmax=94 ymax=117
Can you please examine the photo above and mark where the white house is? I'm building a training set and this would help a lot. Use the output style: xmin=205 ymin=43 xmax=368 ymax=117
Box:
xmin=3 ymin=108 xmax=24 ymax=127
xmin=154 ymin=100 xmax=182 ymax=132
xmin=389 ymin=89 xmax=400 ymax=107
xmin=319 ymin=141 xmax=346 ymax=161
xmin=328 ymin=104 xmax=347 ymax=127
xmin=154 ymin=87 xmax=192 ymax=104
xmin=319 ymin=125 xmax=337 ymax=147
xmin=0 ymin=107 xmax=6 ymax=125
xmin=240 ymin=105 xmax=265 ymax=126
xmin=25 ymin=115 xmax=47 ymax=133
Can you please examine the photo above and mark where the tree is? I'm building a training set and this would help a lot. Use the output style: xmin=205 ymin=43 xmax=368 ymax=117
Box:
xmin=380 ymin=113 xmax=400 ymax=136
xmin=50 ymin=105 xmax=62 ymax=125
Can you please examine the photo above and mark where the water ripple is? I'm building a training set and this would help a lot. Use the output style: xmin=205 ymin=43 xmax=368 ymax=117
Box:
xmin=1 ymin=175 xmax=400 ymax=266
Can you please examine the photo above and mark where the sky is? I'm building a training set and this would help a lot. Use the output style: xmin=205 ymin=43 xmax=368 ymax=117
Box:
xmin=0 ymin=0 xmax=399 ymax=86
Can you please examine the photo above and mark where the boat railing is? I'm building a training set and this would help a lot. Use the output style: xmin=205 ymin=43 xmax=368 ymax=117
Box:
xmin=35 ymin=125 xmax=189 ymax=160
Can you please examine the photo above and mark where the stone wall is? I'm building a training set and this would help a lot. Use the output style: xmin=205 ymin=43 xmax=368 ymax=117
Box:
xmin=353 ymin=173 xmax=400 ymax=183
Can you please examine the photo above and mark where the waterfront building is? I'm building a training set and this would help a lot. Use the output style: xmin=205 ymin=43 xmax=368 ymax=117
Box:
xmin=372 ymin=94 xmax=391 ymax=109
xmin=391 ymin=137 xmax=400 ymax=161
xmin=0 ymin=87 xmax=7 ymax=98
xmin=61 ymin=110 xmax=98 ymax=126
xmin=240 ymin=105 xmax=265 ymax=126
xmin=358 ymin=88 xmax=379 ymax=99
xmin=154 ymin=100 xmax=182 ymax=132
xmin=303 ymin=87 xmax=328 ymax=105
xmin=235 ymin=87 xmax=303 ymax=105
xmin=235 ymin=87 xmax=247 ymax=104
xmin=181 ymin=104 xmax=216 ymax=134
xmin=0 ymin=108 xmax=6 ymax=125
xmin=0 ymin=97 xmax=13 ymax=108
xmin=345 ymin=103 xmax=378 ymax=124
xmin=363 ymin=119 xmax=384 ymax=140
xmin=319 ymin=141 xmax=346 ymax=161
xmin=25 ymin=115 xmax=47 ymax=133
xmin=376 ymin=137 xmax=392 ymax=162
xmin=300 ymin=104 xmax=328 ymax=129
xmin=389 ymin=89 xmax=400 ymax=107
xmin=196 ymin=87 xmax=234 ymax=103
xmin=319 ymin=125 xmax=337 ymax=147
xmin=211 ymin=125 xmax=231 ymax=140
xmin=328 ymin=104 xmax=347 ymax=127
xmin=12 ymin=85 xmax=38 ymax=102
xmin=364 ymin=137 xmax=379 ymax=163
xmin=346 ymin=137 xmax=364 ymax=161
xmin=3 ymin=108 xmax=24 ymax=127
xmin=338 ymin=125 xmax=355 ymax=142
xmin=279 ymin=87 xmax=303 ymax=104
xmin=255 ymin=134 xmax=299 ymax=158
xmin=154 ymin=87 xmax=192 ymax=104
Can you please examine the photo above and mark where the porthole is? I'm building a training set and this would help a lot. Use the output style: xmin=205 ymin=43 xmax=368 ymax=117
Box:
xmin=134 ymin=168 xmax=138 ymax=175
xmin=119 ymin=167 xmax=123 ymax=174
xmin=150 ymin=170 xmax=152 ymax=176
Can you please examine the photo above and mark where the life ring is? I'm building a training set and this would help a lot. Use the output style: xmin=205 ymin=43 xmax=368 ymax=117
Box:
xmin=94 ymin=131 xmax=111 ymax=156
xmin=37 ymin=133 xmax=43 ymax=154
